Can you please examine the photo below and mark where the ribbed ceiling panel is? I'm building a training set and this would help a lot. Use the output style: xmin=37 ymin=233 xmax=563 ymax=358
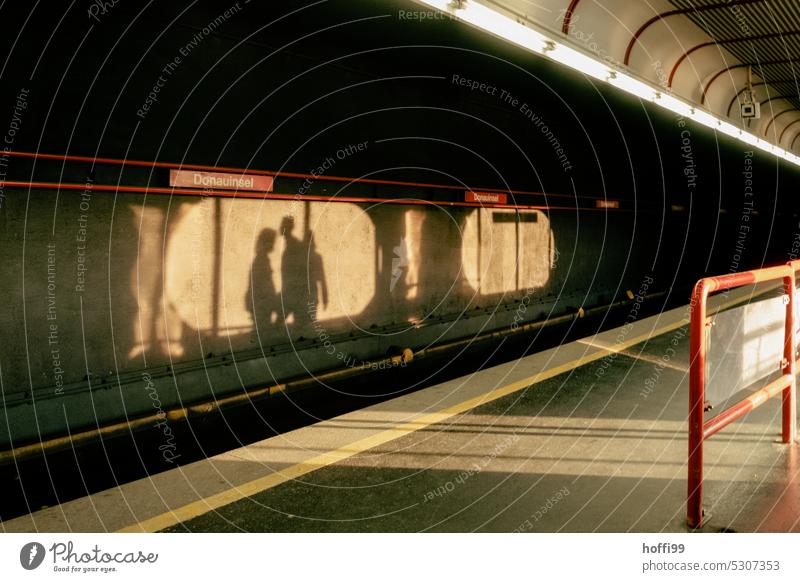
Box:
xmin=669 ymin=0 xmax=800 ymax=108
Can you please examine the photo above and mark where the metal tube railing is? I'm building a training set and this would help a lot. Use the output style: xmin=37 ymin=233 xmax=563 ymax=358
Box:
xmin=687 ymin=264 xmax=797 ymax=528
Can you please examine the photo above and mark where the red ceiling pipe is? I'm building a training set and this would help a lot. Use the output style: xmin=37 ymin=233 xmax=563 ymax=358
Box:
xmin=762 ymin=108 xmax=796 ymax=138
xmin=670 ymin=31 xmax=800 ymax=88
xmin=792 ymin=132 xmax=800 ymax=152
xmin=701 ymin=58 xmax=799 ymax=104
xmin=561 ymin=0 xmax=582 ymax=34
xmin=778 ymin=118 xmax=800 ymax=144
xmin=759 ymin=95 xmax=796 ymax=107
xmin=724 ymin=79 xmax=800 ymax=118
xmin=624 ymin=0 xmax=764 ymax=66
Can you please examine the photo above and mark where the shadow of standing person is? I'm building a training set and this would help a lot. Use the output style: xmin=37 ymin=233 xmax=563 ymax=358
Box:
xmin=280 ymin=215 xmax=328 ymax=334
xmin=246 ymin=228 xmax=278 ymax=343
xmin=307 ymin=233 xmax=328 ymax=321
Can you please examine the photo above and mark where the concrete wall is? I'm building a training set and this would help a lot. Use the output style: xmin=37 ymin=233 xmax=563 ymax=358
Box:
xmin=1 ymin=184 xmax=644 ymax=445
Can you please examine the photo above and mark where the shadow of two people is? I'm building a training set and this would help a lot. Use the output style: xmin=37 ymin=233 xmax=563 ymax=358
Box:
xmin=246 ymin=215 xmax=328 ymax=337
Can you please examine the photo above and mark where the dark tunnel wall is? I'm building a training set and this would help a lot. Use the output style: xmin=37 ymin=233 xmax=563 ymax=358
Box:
xmin=2 ymin=0 xmax=800 ymax=444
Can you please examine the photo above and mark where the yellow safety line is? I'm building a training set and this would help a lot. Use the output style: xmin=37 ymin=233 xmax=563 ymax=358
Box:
xmin=117 ymin=288 xmax=767 ymax=532
xmin=577 ymin=340 xmax=689 ymax=372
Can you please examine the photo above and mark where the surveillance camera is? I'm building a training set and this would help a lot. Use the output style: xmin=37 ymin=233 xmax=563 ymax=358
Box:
xmin=741 ymin=102 xmax=760 ymax=119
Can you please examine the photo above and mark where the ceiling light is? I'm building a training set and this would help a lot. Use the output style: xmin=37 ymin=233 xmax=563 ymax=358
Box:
xmin=607 ymin=71 xmax=657 ymax=102
xmin=547 ymin=43 xmax=611 ymax=81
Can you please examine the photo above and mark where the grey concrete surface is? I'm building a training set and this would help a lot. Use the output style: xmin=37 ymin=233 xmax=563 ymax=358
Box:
xmin=6 ymin=285 xmax=796 ymax=533
xmin=160 ymin=325 xmax=799 ymax=532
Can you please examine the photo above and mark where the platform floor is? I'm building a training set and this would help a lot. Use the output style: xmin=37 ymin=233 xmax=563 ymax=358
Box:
xmin=4 ymin=286 xmax=799 ymax=533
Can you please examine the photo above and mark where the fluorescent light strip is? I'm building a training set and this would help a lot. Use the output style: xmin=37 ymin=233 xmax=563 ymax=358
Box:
xmin=608 ymin=71 xmax=657 ymax=101
xmin=547 ymin=43 xmax=610 ymax=82
xmin=423 ymin=0 xmax=550 ymax=53
xmin=415 ymin=0 xmax=800 ymax=166
xmin=656 ymin=93 xmax=693 ymax=118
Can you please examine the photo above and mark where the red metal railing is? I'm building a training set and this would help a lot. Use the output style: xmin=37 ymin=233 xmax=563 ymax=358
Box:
xmin=688 ymin=264 xmax=798 ymax=528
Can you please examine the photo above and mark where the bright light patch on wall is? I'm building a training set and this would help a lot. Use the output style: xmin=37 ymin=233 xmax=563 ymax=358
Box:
xmin=414 ymin=0 xmax=800 ymax=165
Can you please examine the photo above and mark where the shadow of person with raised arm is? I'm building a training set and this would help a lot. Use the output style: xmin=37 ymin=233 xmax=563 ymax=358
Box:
xmin=307 ymin=233 xmax=328 ymax=321
xmin=280 ymin=215 xmax=328 ymax=334
xmin=246 ymin=228 xmax=278 ymax=342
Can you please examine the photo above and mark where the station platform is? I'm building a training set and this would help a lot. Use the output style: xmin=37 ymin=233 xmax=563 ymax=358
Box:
xmin=3 ymin=286 xmax=799 ymax=533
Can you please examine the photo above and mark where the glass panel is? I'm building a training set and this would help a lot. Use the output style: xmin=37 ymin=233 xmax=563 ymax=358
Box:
xmin=705 ymin=292 xmax=786 ymax=406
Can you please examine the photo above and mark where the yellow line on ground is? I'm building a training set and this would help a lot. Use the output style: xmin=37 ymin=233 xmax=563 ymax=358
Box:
xmin=576 ymin=341 xmax=689 ymax=372
xmin=118 ymin=288 xmax=766 ymax=532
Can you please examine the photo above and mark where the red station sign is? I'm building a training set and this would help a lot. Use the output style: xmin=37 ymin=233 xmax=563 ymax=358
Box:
xmin=465 ymin=191 xmax=508 ymax=205
xmin=169 ymin=169 xmax=274 ymax=192
xmin=595 ymin=199 xmax=620 ymax=209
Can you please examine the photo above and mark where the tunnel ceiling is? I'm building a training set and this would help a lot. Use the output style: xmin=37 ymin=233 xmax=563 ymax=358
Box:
xmin=446 ymin=0 xmax=800 ymax=152
xmin=669 ymin=0 xmax=800 ymax=110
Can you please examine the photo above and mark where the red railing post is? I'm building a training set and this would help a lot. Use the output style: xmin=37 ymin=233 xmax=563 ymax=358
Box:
xmin=688 ymin=279 xmax=710 ymax=528
xmin=785 ymin=265 xmax=798 ymax=444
